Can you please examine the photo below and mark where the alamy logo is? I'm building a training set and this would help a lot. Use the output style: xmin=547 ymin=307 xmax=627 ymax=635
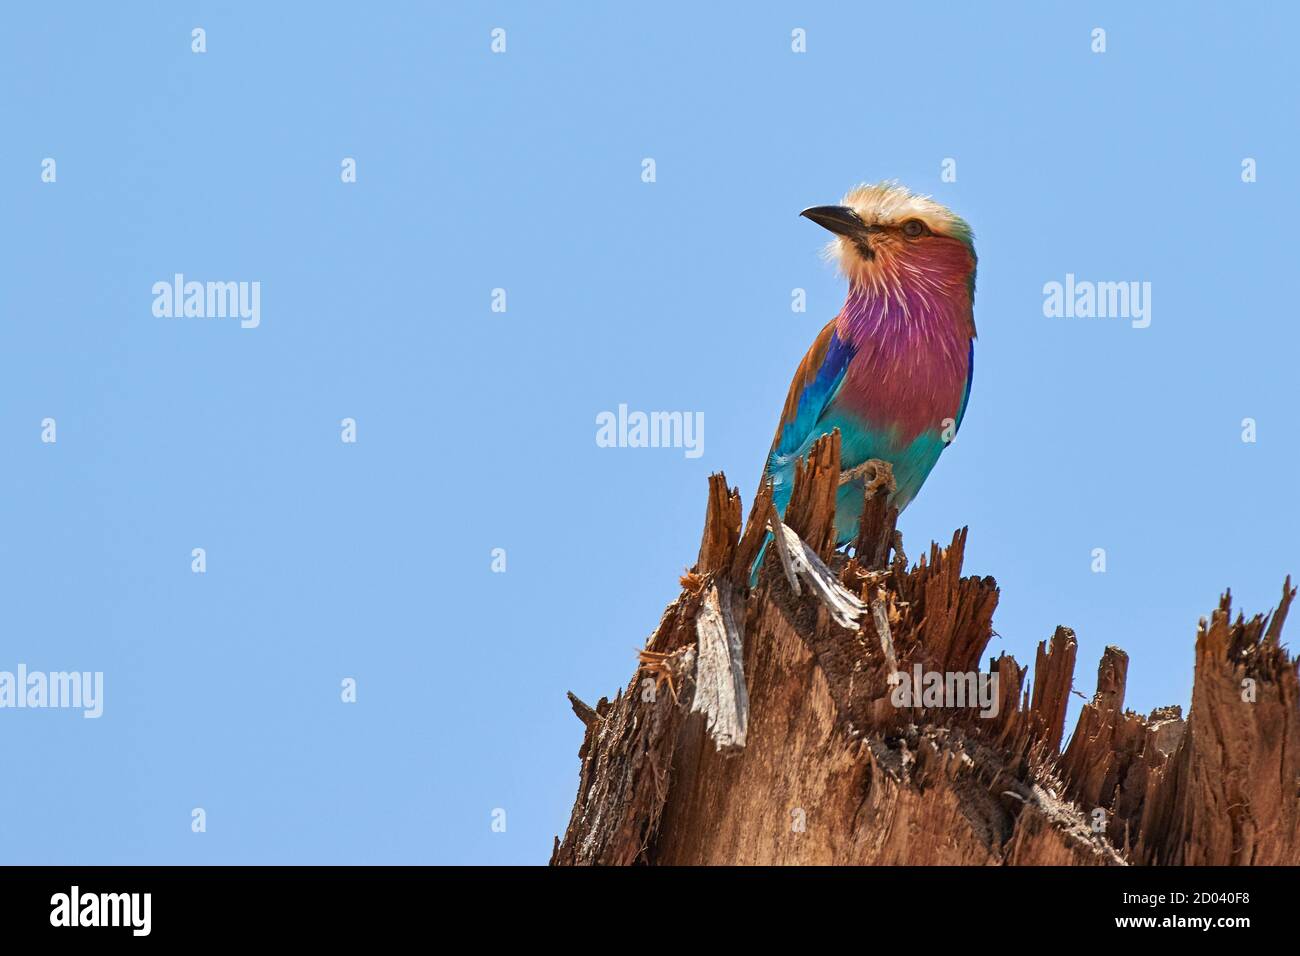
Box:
xmin=1042 ymin=273 xmax=1151 ymax=329
xmin=889 ymin=664 xmax=1000 ymax=718
xmin=152 ymin=274 xmax=261 ymax=329
xmin=595 ymin=404 xmax=704 ymax=459
xmin=0 ymin=665 xmax=103 ymax=718
xmin=50 ymin=886 xmax=150 ymax=936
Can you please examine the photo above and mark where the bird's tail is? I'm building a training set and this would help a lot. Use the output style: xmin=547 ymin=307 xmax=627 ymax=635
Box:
xmin=748 ymin=477 xmax=790 ymax=587
xmin=748 ymin=533 xmax=772 ymax=588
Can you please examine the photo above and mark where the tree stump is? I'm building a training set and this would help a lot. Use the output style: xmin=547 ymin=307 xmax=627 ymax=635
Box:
xmin=551 ymin=430 xmax=1299 ymax=866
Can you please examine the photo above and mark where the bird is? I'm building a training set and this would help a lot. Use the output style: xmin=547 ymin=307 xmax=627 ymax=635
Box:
xmin=753 ymin=182 xmax=977 ymax=583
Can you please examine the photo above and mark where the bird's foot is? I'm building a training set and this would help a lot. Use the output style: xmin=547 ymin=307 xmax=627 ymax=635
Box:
xmin=838 ymin=458 xmax=896 ymax=494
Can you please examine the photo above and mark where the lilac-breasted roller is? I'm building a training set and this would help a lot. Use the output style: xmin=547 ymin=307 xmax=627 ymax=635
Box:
xmin=755 ymin=182 xmax=976 ymax=582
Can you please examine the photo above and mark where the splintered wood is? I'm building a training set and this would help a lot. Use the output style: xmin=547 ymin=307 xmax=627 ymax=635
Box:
xmin=766 ymin=509 xmax=866 ymax=630
xmin=552 ymin=430 xmax=1300 ymax=865
xmin=691 ymin=584 xmax=749 ymax=752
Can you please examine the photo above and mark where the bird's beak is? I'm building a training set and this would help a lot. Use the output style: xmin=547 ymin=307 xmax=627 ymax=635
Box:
xmin=800 ymin=205 xmax=866 ymax=238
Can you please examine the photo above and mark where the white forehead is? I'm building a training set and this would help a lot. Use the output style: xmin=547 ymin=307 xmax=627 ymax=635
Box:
xmin=841 ymin=182 xmax=962 ymax=235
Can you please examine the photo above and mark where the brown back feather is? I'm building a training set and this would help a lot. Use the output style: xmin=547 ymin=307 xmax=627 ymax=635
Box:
xmin=768 ymin=317 xmax=838 ymax=459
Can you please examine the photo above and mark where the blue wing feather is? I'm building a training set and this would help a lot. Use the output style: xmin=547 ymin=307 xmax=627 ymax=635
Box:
xmin=771 ymin=330 xmax=855 ymax=461
xmin=954 ymin=339 xmax=974 ymax=434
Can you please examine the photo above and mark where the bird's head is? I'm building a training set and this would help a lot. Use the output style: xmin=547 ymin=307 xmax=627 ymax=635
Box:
xmin=802 ymin=182 xmax=976 ymax=296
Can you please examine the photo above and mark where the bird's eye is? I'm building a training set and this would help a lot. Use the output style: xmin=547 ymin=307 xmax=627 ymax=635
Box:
xmin=902 ymin=219 xmax=927 ymax=238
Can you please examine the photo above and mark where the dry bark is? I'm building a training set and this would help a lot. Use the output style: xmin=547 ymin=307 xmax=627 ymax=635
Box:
xmin=551 ymin=430 xmax=1300 ymax=866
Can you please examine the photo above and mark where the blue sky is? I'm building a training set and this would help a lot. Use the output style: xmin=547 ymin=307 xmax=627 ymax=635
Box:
xmin=2 ymin=3 xmax=1296 ymax=864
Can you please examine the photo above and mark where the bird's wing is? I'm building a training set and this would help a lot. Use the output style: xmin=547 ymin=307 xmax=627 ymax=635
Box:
xmin=954 ymin=338 xmax=974 ymax=434
xmin=766 ymin=319 xmax=856 ymax=467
